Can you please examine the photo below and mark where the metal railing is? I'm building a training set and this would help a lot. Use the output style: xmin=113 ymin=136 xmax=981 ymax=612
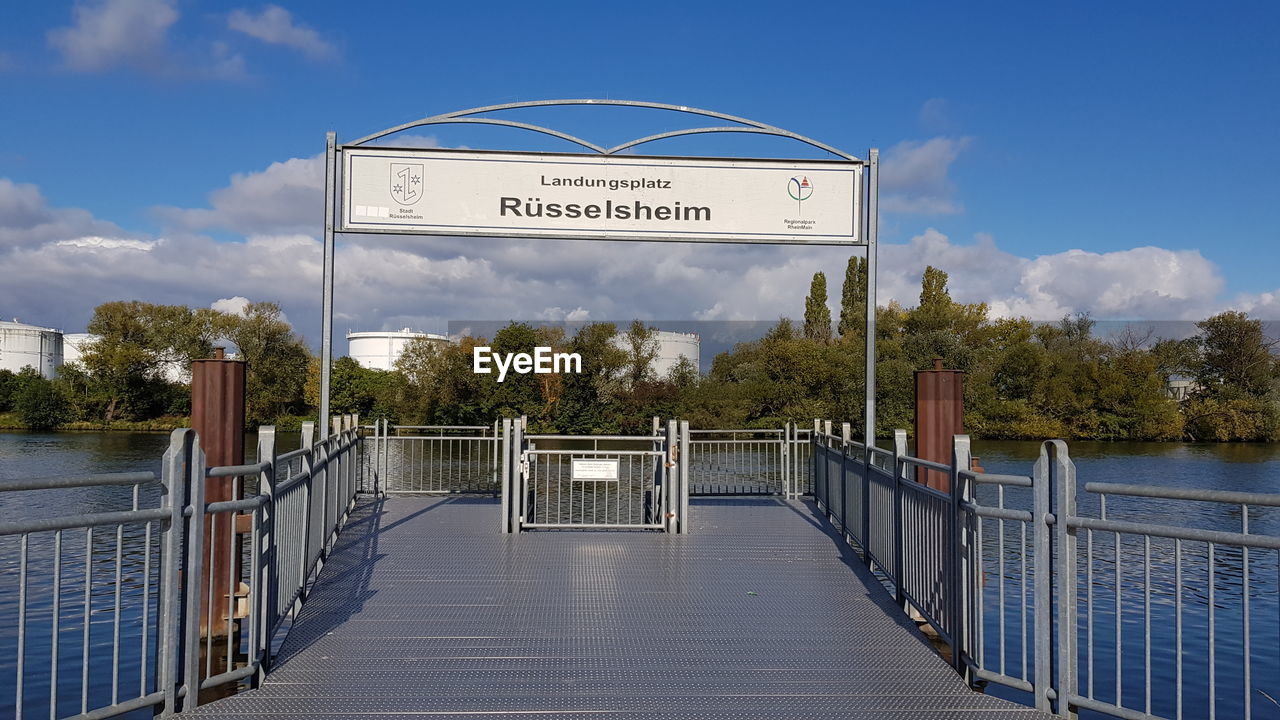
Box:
xmin=811 ymin=421 xmax=1280 ymax=720
xmin=685 ymin=422 xmax=812 ymax=498
xmin=501 ymin=418 xmax=690 ymax=533
xmin=361 ymin=420 xmax=500 ymax=495
xmin=1 ymin=415 xmax=363 ymax=719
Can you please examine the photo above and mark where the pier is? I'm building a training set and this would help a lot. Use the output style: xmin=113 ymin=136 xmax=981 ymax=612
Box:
xmin=2 ymin=419 xmax=1277 ymax=720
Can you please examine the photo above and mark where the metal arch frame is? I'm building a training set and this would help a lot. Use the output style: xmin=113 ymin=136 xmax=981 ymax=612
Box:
xmin=320 ymin=100 xmax=879 ymax=448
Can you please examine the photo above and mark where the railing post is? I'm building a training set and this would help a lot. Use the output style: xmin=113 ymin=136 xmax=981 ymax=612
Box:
xmin=1032 ymin=443 xmax=1053 ymax=713
xmin=839 ymin=422 xmax=850 ymax=535
xmin=679 ymin=420 xmax=690 ymax=534
xmin=782 ymin=422 xmax=791 ymax=499
xmin=500 ymin=419 xmax=513 ymax=533
xmin=492 ymin=418 xmax=500 ymax=491
xmin=297 ymin=421 xmax=315 ymax=610
xmin=179 ymin=434 xmax=207 ymax=710
xmin=665 ymin=419 xmax=677 ymax=533
xmin=1048 ymin=440 xmax=1078 ymax=718
xmin=950 ymin=435 xmax=973 ymax=680
xmin=511 ymin=420 xmax=524 ymax=533
xmin=159 ymin=429 xmax=193 ymax=715
xmin=381 ymin=418 xmax=390 ymax=497
xmin=892 ymin=429 xmax=907 ymax=610
xmin=255 ymin=427 xmax=276 ymax=682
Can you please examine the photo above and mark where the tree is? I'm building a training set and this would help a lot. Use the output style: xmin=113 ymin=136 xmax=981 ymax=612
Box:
xmin=81 ymin=301 xmax=217 ymax=421
xmin=0 ymin=368 xmax=17 ymax=412
xmin=13 ymin=368 xmax=69 ymax=430
xmin=1193 ymin=311 xmax=1278 ymax=399
xmin=621 ymin=321 xmax=659 ymax=387
xmin=837 ymin=256 xmax=867 ymax=341
xmin=217 ymin=301 xmax=312 ymax=425
xmin=803 ymin=272 xmax=832 ymax=343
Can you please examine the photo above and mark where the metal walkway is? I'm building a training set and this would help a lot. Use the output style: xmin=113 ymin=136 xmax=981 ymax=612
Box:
xmin=189 ymin=496 xmax=1050 ymax=719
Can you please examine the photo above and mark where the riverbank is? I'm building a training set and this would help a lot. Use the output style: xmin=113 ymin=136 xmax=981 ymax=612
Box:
xmin=0 ymin=412 xmax=189 ymax=432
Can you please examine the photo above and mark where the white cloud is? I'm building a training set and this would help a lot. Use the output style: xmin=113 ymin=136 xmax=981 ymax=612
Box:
xmin=153 ymin=155 xmax=324 ymax=235
xmin=880 ymin=137 xmax=970 ymax=214
xmin=992 ymin=246 xmax=1223 ymax=321
xmin=227 ymin=5 xmax=336 ymax=60
xmin=48 ymin=0 xmax=179 ymax=73
xmin=211 ymin=296 xmax=251 ymax=315
xmin=0 ymin=178 xmax=139 ymax=249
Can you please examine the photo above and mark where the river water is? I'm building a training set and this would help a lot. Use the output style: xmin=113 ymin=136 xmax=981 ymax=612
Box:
xmin=1 ymin=432 xmax=1277 ymax=719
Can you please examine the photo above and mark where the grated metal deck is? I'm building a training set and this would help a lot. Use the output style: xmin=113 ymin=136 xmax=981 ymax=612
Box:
xmin=190 ymin=496 xmax=1049 ymax=719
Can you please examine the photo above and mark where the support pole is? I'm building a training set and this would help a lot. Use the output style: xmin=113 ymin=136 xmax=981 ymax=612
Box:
xmin=319 ymin=131 xmax=337 ymax=438
xmin=189 ymin=351 xmax=245 ymax=640
xmin=864 ymin=148 xmax=879 ymax=448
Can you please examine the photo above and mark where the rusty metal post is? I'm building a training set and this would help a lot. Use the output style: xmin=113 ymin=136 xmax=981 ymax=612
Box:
xmin=914 ymin=358 xmax=964 ymax=491
xmin=190 ymin=348 xmax=246 ymax=635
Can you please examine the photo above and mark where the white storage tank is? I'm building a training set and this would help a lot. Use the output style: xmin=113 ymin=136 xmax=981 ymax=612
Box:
xmin=612 ymin=329 xmax=700 ymax=378
xmin=0 ymin=319 xmax=64 ymax=379
xmin=62 ymin=332 xmax=100 ymax=367
xmin=347 ymin=328 xmax=450 ymax=371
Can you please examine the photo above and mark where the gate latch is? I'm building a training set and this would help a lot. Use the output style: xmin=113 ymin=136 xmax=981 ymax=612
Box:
xmin=519 ymin=453 xmax=530 ymax=480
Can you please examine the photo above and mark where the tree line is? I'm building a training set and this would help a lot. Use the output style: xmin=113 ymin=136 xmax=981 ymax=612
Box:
xmin=3 ymin=261 xmax=1277 ymax=441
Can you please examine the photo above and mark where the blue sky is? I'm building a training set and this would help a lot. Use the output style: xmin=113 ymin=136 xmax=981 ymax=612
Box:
xmin=1 ymin=1 xmax=1278 ymax=344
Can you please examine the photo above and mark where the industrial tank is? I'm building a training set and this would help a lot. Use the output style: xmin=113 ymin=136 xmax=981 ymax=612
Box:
xmin=347 ymin=328 xmax=450 ymax=371
xmin=0 ymin=319 xmax=64 ymax=379
xmin=62 ymin=332 xmax=100 ymax=367
xmin=612 ymin=329 xmax=700 ymax=378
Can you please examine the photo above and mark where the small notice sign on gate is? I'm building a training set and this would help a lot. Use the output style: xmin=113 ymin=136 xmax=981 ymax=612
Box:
xmin=572 ymin=459 xmax=620 ymax=481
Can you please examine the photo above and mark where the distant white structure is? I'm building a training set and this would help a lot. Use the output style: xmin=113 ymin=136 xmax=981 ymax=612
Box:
xmin=0 ymin=319 xmax=64 ymax=379
xmin=61 ymin=332 xmax=188 ymax=383
xmin=1166 ymin=375 xmax=1197 ymax=401
xmin=612 ymin=329 xmax=700 ymax=378
xmin=62 ymin=332 xmax=99 ymax=367
xmin=347 ymin=328 xmax=449 ymax=371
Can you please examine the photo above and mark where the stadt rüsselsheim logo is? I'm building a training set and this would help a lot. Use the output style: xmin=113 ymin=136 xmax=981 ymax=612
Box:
xmin=390 ymin=162 xmax=424 ymax=205
xmin=787 ymin=176 xmax=812 ymax=215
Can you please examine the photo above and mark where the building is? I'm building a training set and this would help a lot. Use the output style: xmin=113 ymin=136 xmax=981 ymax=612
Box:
xmin=611 ymin=329 xmax=700 ymax=378
xmin=1166 ymin=375 xmax=1197 ymax=401
xmin=347 ymin=328 xmax=450 ymax=371
xmin=0 ymin=319 xmax=64 ymax=379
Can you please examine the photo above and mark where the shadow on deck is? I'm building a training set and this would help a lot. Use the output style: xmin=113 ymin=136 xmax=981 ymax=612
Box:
xmin=190 ymin=496 xmax=1049 ymax=719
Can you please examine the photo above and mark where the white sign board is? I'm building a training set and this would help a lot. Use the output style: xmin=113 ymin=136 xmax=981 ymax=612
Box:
xmin=571 ymin=459 xmax=620 ymax=482
xmin=341 ymin=148 xmax=862 ymax=244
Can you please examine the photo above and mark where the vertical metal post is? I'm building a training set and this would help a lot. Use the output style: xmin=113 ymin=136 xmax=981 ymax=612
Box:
xmin=950 ymin=435 xmax=972 ymax=679
xmin=159 ymin=430 xmax=193 ymax=715
xmin=864 ymin=148 xmax=879 ymax=449
xmin=381 ymin=418 xmax=390 ymax=496
xmin=783 ymin=422 xmax=791 ymax=499
xmin=665 ymin=420 xmax=677 ymax=533
xmin=255 ymin=427 xmax=276 ymax=682
xmin=179 ymin=436 xmax=206 ymax=711
xmin=1048 ymin=440 xmax=1078 ymax=718
xmin=500 ymin=419 xmax=512 ymax=534
xmin=679 ymin=420 xmax=690 ymax=534
xmin=892 ymin=429 xmax=907 ymax=609
xmin=1032 ymin=443 xmax=1053 ymax=713
xmin=319 ymin=131 xmax=337 ymax=438
xmin=297 ymin=421 xmax=315 ymax=610
xmin=511 ymin=420 xmax=524 ymax=533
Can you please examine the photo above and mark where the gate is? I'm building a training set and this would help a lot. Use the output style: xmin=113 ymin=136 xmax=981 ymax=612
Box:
xmin=500 ymin=419 xmax=690 ymax=533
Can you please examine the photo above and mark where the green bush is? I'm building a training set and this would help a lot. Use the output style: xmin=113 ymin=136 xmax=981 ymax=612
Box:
xmin=14 ymin=371 xmax=70 ymax=431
